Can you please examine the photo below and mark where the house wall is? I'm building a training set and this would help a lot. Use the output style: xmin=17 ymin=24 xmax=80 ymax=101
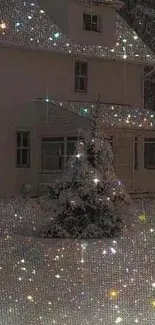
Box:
xmin=68 ymin=0 xmax=117 ymax=47
xmin=0 ymin=45 xmax=144 ymax=109
xmin=0 ymin=98 xmax=155 ymax=196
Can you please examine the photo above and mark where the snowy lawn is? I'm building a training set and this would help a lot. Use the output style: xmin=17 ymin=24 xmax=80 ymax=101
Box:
xmin=0 ymin=197 xmax=155 ymax=324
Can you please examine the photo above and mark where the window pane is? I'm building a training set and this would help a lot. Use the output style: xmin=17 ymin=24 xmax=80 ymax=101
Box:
xmin=75 ymin=62 xmax=87 ymax=76
xmin=75 ymin=63 xmax=80 ymax=75
xmin=41 ymin=140 xmax=64 ymax=170
xmin=144 ymin=143 xmax=155 ymax=169
xmin=80 ymin=63 xmax=87 ymax=76
xmin=16 ymin=132 xmax=21 ymax=147
xmin=42 ymin=156 xmax=64 ymax=170
xmin=79 ymin=78 xmax=85 ymax=90
xmin=42 ymin=142 xmax=64 ymax=156
xmin=22 ymin=149 xmax=28 ymax=165
xmin=67 ymin=142 xmax=76 ymax=156
xmin=86 ymin=22 xmax=92 ymax=30
xmin=16 ymin=149 xmax=21 ymax=166
xmin=92 ymin=15 xmax=97 ymax=23
xmin=86 ymin=14 xmax=91 ymax=22
xmin=22 ymin=132 xmax=29 ymax=147
xmin=75 ymin=77 xmax=79 ymax=90
xmin=92 ymin=24 xmax=98 ymax=32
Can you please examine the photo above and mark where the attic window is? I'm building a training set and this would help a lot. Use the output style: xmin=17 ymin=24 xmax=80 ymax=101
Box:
xmin=83 ymin=13 xmax=101 ymax=32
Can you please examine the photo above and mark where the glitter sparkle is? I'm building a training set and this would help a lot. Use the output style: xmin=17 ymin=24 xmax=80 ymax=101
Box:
xmin=0 ymin=197 xmax=155 ymax=324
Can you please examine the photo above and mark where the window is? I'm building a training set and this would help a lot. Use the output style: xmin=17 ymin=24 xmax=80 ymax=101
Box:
xmin=83 ymin=13 xmax=101 ymax=32
xmin=75 ymin=61 xmax=88 ymax=92
xmin=41 ymin=137 xmax=77 ymax=172
xmin=16 ymin=131 xmax=30 ymax=168
xmin=144 ymin=138 xmax=155 ymax=169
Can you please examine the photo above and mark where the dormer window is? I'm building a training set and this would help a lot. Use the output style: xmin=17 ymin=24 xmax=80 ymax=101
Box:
xmin=83 ymin=13 xmax=101 ymax=33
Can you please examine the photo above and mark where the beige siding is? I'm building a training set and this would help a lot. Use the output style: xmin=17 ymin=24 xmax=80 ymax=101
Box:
xmin=0 ymin=45 xmax=144 ymax=109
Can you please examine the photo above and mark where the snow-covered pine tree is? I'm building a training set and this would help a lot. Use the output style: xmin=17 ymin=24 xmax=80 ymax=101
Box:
xmin=42 ymin=100 xmax=130 ymax=239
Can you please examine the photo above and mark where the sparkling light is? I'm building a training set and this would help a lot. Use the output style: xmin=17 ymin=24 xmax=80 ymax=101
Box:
xmin=109 ymin=289 xmax=119 ymax=299
xmin=138 ymin=214 xmax=146 ymax=222
xmin=111 ymin=247 xmax=117 ymax=254
xmin=93 ymin=178 xmax=100 ymax=184
xmin=115 ymin=317 xmax=123 ymax=324
xmin=151 ymin=300 xmax=155 ymax=307
xmin=54 ymin=32 xmax=60 ymax=38
xmin=27 ymin=295 xmax=34 ymax=302
xmin=0 ymin=21 xmax=6 ymax=29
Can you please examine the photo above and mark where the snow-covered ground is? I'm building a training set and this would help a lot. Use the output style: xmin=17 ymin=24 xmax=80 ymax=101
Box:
xmin=1 ymin=197 xmax=155 ymax=325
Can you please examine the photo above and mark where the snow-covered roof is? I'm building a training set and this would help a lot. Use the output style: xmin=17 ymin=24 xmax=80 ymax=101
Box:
xmin=76 ymin=0 xmax=123 ymax=6
xmin=41 ymin=98 xmax=155 ymax=130
xmin=0 ymin=0 xmax=155 ymax=64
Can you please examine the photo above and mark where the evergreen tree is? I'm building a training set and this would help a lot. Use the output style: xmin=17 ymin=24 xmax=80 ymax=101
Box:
xmin=42 ymin=101 xmax=130 ymax=239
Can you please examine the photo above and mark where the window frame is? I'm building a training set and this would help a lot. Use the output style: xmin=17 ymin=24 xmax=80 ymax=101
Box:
xmin=16 ymin=131 xmax=30 ymax=168
xmin=83 ymin=12 xmax=101 ymax=33
xmin=74 ymin=61 xmax=88 ymax=93
xmin=134 ymin=137 xmax=138 ymax=171
xmin=144 ymin=137 xmax=155 ymax=170
xmin=41 ymin=137 xmax=77 ymax=173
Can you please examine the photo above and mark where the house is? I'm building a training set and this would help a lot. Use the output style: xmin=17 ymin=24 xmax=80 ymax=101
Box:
xmin=0 ymin=0 xmax=155 ymax=196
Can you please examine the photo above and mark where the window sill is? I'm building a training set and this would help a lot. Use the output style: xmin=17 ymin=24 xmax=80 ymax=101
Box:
xmin=15 ymin=166 xmax=30 ymax=169
xmin=83 ymin=29 xmax=101 ymax=33
xmin=144 ymin=167 xmax=155 ymax=170
xmin=74 ymin=89 xmax=87 ymax=93
xmin=39 ymin=170 xmax=63 ymax=174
